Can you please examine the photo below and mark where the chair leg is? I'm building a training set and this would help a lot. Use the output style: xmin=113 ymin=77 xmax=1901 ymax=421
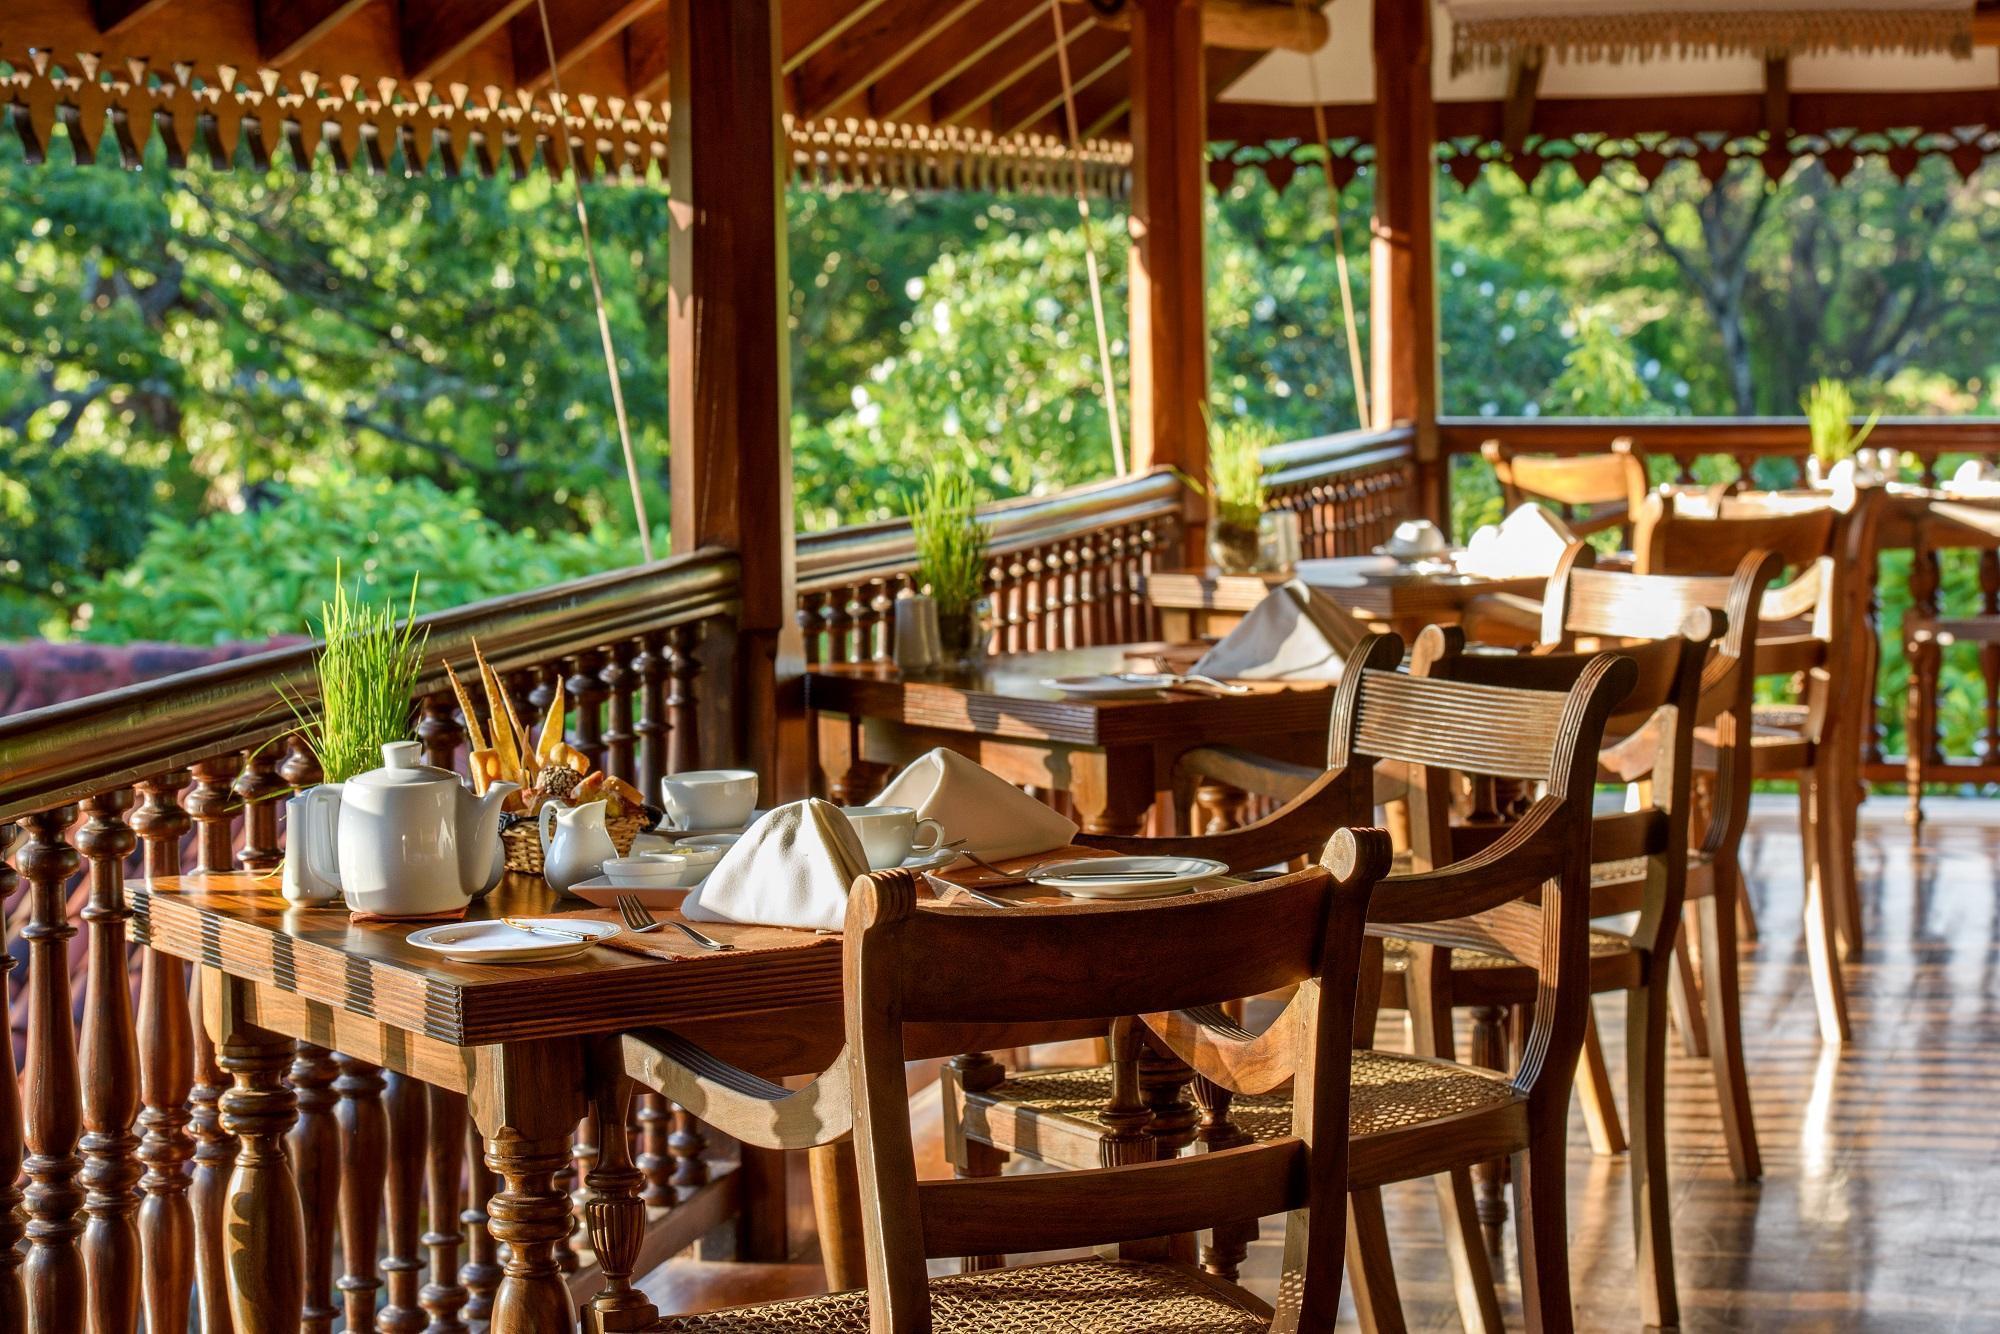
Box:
xmin=1346 ymin=1187 xmax=1409 ymax=1334
xmin=1627 ymin=977 xmax=1678 ymax=1331
xmin=1800 ymin=777 xmax=1854 ymax=1045
xmin=1733 ymin=862 xmax=1759 ymax=943
xmin=942 ymin=1055 xmax=1011 ymax=1272
xmin=1822 ymin=749 xmax=1865 ymax=962
xmin=1668 ymin=930 xmax=1708 ymax=1059
xmin=1695 ymin=890 xmax=1762 ymax=1181
xmin=1576 ymin=1002 xmax=1626 ymax=1156
xmin=1469 ymin=1006 xmax=1512 ymax=1260
xmin=1512 ymin=1117 xmax=1576 ymax=1334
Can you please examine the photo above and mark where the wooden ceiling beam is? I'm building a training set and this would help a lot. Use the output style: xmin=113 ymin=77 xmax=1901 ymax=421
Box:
xmin=869 ymin=0 xmax=1048 ymax=122
xmin=1500 ymin=44 xmax=1543 ymax=154
xmin=625 ymin=8 xmax=671 ymax=100
xmin=782 ymin=0 xmax=896 ymax=73
xmin=1763 ymin=55 xmax=1791 ymax=141
xmin=791 ymin=0 xmax=988 ymax=121
xmin=995 ymin=26 xmax=1128 ymax=139
xmin=510 ymin=0 xmax=660 ymax=90
xmin=1061 ymin=0 xmax=1327 ymax=52
xmin=404 ymin=0 xmax=535 ymax=82
xmin=931 ymin=10 xmax=1092 ymax=125
xmin=90 ymin=0 xmax=179 ymax=35
xmin=1036 ymin=43 xmax=1258 ymax=142
xmin=255 ymin=0 xmax=374 ymax=66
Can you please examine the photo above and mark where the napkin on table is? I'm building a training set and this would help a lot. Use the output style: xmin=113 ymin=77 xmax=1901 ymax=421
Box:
xmin=680 ymin=798 xmax=870 ymax=932
xmin=1457 ymin=504 xmax=1575 ymax=579
xmin=872 ymin=748 xmax=1079 ymax=861
xmin=1190 ymin=579 xmax=1363 ymax=682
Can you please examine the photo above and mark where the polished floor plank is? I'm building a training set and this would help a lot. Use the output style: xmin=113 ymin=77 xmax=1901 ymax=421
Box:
xmin=642 ymin=798 xmax=2000 ymax=1330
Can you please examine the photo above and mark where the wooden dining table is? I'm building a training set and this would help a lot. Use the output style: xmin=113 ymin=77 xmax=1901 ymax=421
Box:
xmin=132 ymin=856 xmax=1131 ymax=1331
xmin=804 ymin=644 xmax=1337 ymax=835
xmin=1145 ymin=560 xmax=1547 ymax=643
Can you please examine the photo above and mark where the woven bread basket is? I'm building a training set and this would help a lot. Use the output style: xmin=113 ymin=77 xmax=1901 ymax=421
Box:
xmin=501 ymin=809 xmax=649 ymax=877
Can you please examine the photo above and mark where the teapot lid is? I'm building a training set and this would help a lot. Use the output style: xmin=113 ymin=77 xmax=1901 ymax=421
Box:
xmin=348 ymin=740 xmax=459 ymax=788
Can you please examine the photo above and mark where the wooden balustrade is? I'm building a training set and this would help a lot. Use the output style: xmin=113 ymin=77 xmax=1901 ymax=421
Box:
xmin=0 ymin=549 xmax=742 ymax=1330
xmin=1261 ymin=426 xmax=1419 ymax=558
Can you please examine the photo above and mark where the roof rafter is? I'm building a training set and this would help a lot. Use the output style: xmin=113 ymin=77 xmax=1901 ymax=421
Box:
xmin=994 ymin=25 xmax=1128 ymax=138
xmin=404 ymin=0 xmax=534 ymax=82
xmin=510 ymin=0 xmax=660 ymax=90
xmin=931 ymin=9 xmax=1095 ymax=124
xmin=869 ymin=0 xmax=1048 ymax=122
xmin=782 ymin=0 xmax=896 ymax=73
xmin=792 ymin=0 xmax=990 ymax=121
xmin=624 ymin=8 xmax=670 ymax=101
xmin=90 ymin=0 xmax=176 ymax=36
xmin=255 ymin=0 xmax=374 ymax=67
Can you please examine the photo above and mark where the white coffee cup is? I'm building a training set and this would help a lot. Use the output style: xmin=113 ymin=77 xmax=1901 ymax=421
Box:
xmin=841 ymin=805 xmax=947 ymax=871
xmin=659 ymin=769 xmax=759 ymax=832
xmin=602 ymin=854 xmax=692 ymax=888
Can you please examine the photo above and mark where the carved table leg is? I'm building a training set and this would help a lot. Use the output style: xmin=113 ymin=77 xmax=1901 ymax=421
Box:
xmin=583 ymin=1050 xmax=657 ymax=1333
xmin=1071 ymin=747 xmax=1155 ymax=836
xmin=209 ymin=984 xmax=304 ymax=1334
xmin=474 ymin=1042 xmax=586 ymax=1334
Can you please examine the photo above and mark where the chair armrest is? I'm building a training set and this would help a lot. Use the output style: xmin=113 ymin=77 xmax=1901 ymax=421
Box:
xmin=622 ymin=1028 xmax=851 ymax=1151
xmin=1176 ymin=745 xmax=1318 ymax=802
xmin=1459 ymin=592 xmax=1545 ymax=647
xmin=1367 ymin=796 xmax=1568 ymax=925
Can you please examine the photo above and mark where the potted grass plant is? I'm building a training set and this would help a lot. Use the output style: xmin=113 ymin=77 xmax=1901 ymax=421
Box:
xmin=1804 ymin=378 xmax=1883 ymax=487
xmin=910 ymin=468 xmax=990 ymax=668
xmin=276 ymin=570 xmax=427 ymax=905
xmin=1201 ymin=419 xmax=1273 ymax=574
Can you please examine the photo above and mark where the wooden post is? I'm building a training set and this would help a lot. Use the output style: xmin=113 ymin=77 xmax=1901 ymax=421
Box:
xmin=1371 ymin=0 xmax=1444 ymax=525
xmin=1128 ymin=0 xmax=1210 ymax=567
xmin=667 ymin=0 xmax=802 ymax=799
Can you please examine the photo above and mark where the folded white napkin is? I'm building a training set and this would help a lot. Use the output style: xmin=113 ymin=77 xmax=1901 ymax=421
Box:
xmin=1190 ymin=579 xmax=1364 ymax=682
xmin=1457 ymin=504 xmax=1575 ymax=579
xmin=872 ymin=748 xmax=1078 ymax=861
xmin=1951 ymin=460 xmax=2000 ymax=497
xmin=680 ymin=798 xmax=870 ymax=932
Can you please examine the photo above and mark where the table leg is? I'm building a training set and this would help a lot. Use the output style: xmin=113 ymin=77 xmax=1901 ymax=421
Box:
xmin=1070 ymin=748 xmax=1154 ymax=836
xmin=809 ymin=1142 xmax=867 ymax=1290
xmin=208 ymin=979 xmax=304 ymax=1334
xmin=582 ymin=1048 xmax=656 ymax=1333
xmin=471 ymin=1043 xmax=586 ymax=1334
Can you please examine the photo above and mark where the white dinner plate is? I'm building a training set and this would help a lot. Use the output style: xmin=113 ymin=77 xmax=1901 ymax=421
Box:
xmin=407 ymin=917 xmax=621 ymax=964
xmin=1040 ymin=673 xmax=1175 ymax=700
xmin=1027 ymin=856 xmax=1228 ymax=900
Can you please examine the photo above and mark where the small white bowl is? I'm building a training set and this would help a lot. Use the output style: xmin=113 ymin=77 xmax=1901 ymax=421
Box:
xmin=602 ymin=854 xmax=692 ymax=888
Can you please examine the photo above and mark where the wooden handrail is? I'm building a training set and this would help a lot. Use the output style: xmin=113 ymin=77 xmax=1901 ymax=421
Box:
xmin=1438 ymin=416 xmax=2000 ymax=456
xmin=1262 ymin=425 xmax=1417 ymax=488
xmin=0 ymin=548 xmax=741 ymax=821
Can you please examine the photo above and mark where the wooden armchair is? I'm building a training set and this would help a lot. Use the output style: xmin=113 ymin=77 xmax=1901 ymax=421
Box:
xmin=620 ymin=831 xmax=1399 ymax=1332
xmin=946 ymin=633 xmax=1636 ymax=1334
xmin=1482 ymin=435 xmax=1650 ymax=542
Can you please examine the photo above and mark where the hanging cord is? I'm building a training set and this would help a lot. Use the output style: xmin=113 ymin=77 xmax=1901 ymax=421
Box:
xmin=1050 ymin=0 xmax=1129 ymax=476
xmin=534 ymin=0 xmax=656 ymax=561
xmin=1292 ymin=0 xmax=1371 ymax=429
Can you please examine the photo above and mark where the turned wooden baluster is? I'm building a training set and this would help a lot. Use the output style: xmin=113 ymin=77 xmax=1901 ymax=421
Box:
xmin=188 ymin=756 xmax=239 ymax=874
xmin=287 ymin=1044 xmax=341 ymax=1334
xmin=569 ymin=1112 xmax=601 ymax=1273
xmin=233 ymin=746 xmax=286 ymax=871
xmin=868 ymin=579 xmax=896 ymax=663
xmin=1193 ymin=1076 xmax=1256 ymax=1282
xmin=527 ymin=663 xmax=559 ymax=725
xmin=667 ymin=625 xmax=702 ymax=773
xmin=380 ymin=1071 xmax=430 ymax=1332
xmin=568 ymin=651 xmax=609 ymax=772
xmin=601 ymin=647 xmax=636 ymax=785
xmin=1 ymin=824 xmax=24 ymax=1330
xmin=187 ymin=976 xmax=236 ymax=1333
xmin=460 ymin=1120 xmax=503 ymax=1323
xmin=635 ymin=1093 xmax=673 ymax=1207
xmin=584 ymin=1065 xmax=657 ymax=1332
xmin=825 ymin=589 xmax=854 ymax=665
xmin=668 ymin=1105 xmax=709 ymax=1190
xmin=20 ymin=806 xmax=86 ymax=1330
xmin=797 ymin=592 xmax=826 ymax=668
xmin=216 ymin=1013 xmax=303 ymax=1330
xmin=421 ymin=1087 xmax=472 ymax=1334
xmin=419 ymin=692 xmax=466 ymax=772
xmin=633 ymin=632 xmax=668 ymax=794
xmin=336 ymin=1056 xmax=389 ymax=1328
xmin=78 ymin=790 xmax=142 ymax=1334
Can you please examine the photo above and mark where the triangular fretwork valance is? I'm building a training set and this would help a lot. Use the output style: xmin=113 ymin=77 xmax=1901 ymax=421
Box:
xmin=1445 ymin=0 xmax=1977 ymax=72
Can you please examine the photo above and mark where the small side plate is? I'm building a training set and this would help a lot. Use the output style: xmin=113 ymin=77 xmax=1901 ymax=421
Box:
xmin=565 ymin=879 xmax=691 ymax=911
xmin=1040 ymin=673 xmax=1174 ymax=700
xmin=1027 ymin=856 xmax=1227 ymax=899
xmin=407 ymin=917 xmax=620 ymax=964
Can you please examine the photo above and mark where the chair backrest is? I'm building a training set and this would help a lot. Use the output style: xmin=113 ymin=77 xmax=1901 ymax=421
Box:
xmin=840 ymin=830 xmax=1395 ymax=1332
xmin=1632 ymin=489 xmax=1835 ymax=580
xmin=1319 ymin=633 xmax=1636 ymax=1109
xmin=1482 ymin=437 xmax=1650 ymax=540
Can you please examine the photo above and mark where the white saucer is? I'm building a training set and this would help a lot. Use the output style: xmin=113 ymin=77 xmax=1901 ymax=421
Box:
xmin=1027 ymin=856 xmax=1228 ymax=900
xmin=566 ymin=878 xmax=690 ymax=910
xmin=652 ymin=809 xmax=767 ymax=839
xmin=879 ymin=847 xmax=960 ymax=875
xmin=407 ymin=917 xmax=621 ymax=964
xmin=1040 ymin=673 xmax=1174 ymax=700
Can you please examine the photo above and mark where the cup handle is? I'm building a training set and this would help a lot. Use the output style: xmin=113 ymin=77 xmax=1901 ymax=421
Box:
xmin=658 ymin=789 xmax=685 ymax=831
xmin=538 ymin=802 xmax=559 ymax=856
xmin=912 ymin=817 xmax=947 ymax=854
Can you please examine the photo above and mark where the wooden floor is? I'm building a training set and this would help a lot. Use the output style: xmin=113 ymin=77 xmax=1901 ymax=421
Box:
xmin=643 ymin=797 xmax=2000 ymax=1330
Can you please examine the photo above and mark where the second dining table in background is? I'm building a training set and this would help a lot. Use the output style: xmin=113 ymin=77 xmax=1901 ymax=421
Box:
xmin=1146 ymin=559 xmax=1547 ymax=644
xmin=803 ymin=643 xmax=1336 ymax=835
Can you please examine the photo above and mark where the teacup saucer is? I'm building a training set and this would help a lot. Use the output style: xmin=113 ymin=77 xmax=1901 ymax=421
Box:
xmin=893 ymin=848 xmax=961 ymax=875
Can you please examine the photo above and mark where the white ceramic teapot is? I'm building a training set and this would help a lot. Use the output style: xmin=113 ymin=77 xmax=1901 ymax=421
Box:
xmin=336 ymin=741 xmax=519 ymax=918
xmin=538 ymin=798 xmax=618 ymax=894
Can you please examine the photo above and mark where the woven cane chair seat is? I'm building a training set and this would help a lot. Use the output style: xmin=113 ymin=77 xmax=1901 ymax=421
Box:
xmin=977 ymin=1048 xmax=1516 ymax=1145
xmin=1378 ymin=925 xmax=1633 ymax=973
xmin=655 ymin=1257 xmax=1267 ymax=1332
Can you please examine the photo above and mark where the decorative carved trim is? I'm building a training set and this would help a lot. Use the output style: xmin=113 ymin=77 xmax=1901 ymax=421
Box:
xmin=0 ymin=49 xmax=1132 ymax=197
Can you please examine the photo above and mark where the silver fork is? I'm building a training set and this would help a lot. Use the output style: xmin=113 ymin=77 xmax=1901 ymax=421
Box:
xmin=613 ymin=893 xmax=734 ymax=951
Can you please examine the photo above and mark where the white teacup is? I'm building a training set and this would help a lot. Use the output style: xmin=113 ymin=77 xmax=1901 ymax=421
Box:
xmin=659 ymin=769 xmax=759 ymax=832
xmin=841 ymin=805 xmax=947 ymax=871
xmin=602 ymin=854 xmax=692 ymax=888
xmin=1381 ymin=518 xmax=1448 ymax=560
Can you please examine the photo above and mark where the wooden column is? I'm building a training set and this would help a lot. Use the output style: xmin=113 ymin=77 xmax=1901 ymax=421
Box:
xmin=1370 ymin=0 xmax=1444 ymax=524
xmin=1128 ymin=0 xmax=1210 ymax=566
xmin=667 ymin=0 xmax=801 ymax=799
